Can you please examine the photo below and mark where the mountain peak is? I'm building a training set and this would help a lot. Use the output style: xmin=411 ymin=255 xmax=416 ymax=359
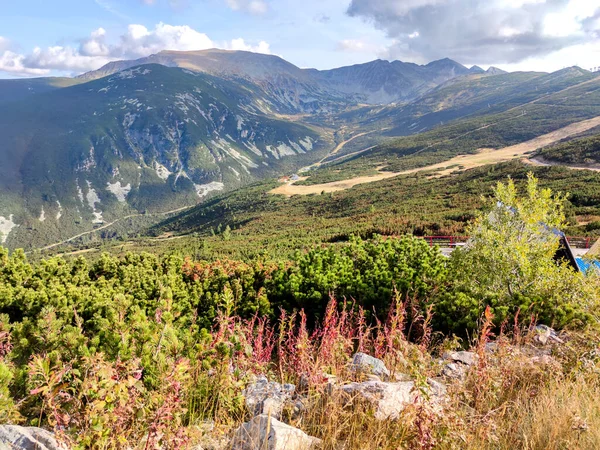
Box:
xmin=486 ymin=66 xmax=507 ymax=75
xmin=469 ymin=65 xmax=485 ymax=74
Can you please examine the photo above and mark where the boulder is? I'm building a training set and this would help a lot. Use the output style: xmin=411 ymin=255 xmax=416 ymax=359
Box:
xmin=0 ymin=425 xmax=66 ymax=450
xmin=243 ymin=376 xmax=296 ymax=419
xmin=426 ymin=378 xmax=447 ymax=398
xmin=441 ymin=362 xmax=467 ymax=380
xmin=442 ymin=351 xmax=478 ymax=366
xmin=230 ymin=415 xmax=321 ymax=450
xmin=350 ymin=353 xmax=391 ymax=380
xmin=340 ymin=380 xmax=416 ymax=420
xmin=535 ymin=325 xmax=564 ymax=345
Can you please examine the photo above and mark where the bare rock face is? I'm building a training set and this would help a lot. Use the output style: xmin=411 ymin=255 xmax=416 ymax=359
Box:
xmin=243 ymin=376 xmax=296 ymax=419
xmin=350 ymin=353 xmax=391 ymax=380
xmin=440 ymin=350 xmax=479 ymax=380
xmin=230 ymin=415 xmax=321 ymax=450
xmin=441 ymin=362 xmax=467 ymax=380
xmin=0 ymin=425 xmax=67 ymax=450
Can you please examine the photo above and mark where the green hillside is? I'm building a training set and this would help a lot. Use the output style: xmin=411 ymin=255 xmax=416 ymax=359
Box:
xmin=537 ymin=133 xmax=600 ymax=165
xmin=2 ymin=60 xmax=599 ymax=252
xmin=35 ymin=161 xmax=599 ymax=261
xmin=0 ymin=65 xmax=330 ymax=250
xmin=0 ymin=76 xmax=81 ymax=104
xmin=309 ymin=73 xmax=600 ymax=181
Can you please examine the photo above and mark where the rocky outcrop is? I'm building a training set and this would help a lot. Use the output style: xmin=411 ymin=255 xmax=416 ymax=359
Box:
xmin=243 ymin=376 xmax=296 ymax=419
xmin=534 ymin=325 xmax=564 ymax=345
xmin=441 ymin=350 xmax=478 ymax=380
xmin=340 ymin=380 xmax=415 ymax=420
xmin=350 ymin=353 xmax=391 ymax=380
xmin=340 ymin=376 xmax=448 ymax=420
xmin=0 ymin=425 xmax=66 ymax=450
xmin=230 ymin=415 xmax=321 ymax=450
xmin=442 ymin=351 xmax=479 ymax=366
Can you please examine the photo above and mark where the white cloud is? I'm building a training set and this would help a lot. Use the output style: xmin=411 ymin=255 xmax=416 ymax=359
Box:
xmin=23 ymin=46 xmax=113 ymax=73
xmin=0 ymin=37 xmax=10 ymax=53
xmin=226 ymin=38 xmax=271 ymax=53
xmin=117 ymin=23 xmax=214 ymax=57
xmin=225 ymin=0 xmax=268 ymax=15
xmin=337 ymin=38 xmax=384 ymax=53
xmin=495 ymin=41 xmax=600 ymax=72
xmin=347 ymin=0 xmax=600 ymax=65
xmin=0 ymin=24 xmax=272 ymax=76
xmin=0 ymin=50 xmax=50 ymax=76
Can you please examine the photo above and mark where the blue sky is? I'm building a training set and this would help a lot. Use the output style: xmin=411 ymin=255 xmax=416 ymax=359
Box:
xmin=1 ymin=0 xmax=599 ymax=78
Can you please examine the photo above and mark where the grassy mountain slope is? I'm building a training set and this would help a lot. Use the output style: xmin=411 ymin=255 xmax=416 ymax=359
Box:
xmin=38 ymin=160 xmax=600 ymax=261
xmin=2 ymin=55 xmax=599 ymax=252
xmin=310 ymin=68 xmax=598 ymax=161
xmin=316 ymin=73 xmax=600 ymax=178
xmin=0 ymin=76 xmax=82 ymax=105
xmin=536 ymin=133 xmax=600 ymax=165
xmin=0 ymin=65 xmax=329 ymax=249
xmin=78 ymin=50 xmax=493 ymax=108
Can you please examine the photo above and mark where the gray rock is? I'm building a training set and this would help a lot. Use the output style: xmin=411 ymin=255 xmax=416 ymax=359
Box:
xmin=535 ymin=325 xmax=564 ymax=345
xmin=230 ymin=415 xmax=321 ymax=450
xmin=426 ymin=378 xmax=447 ymax=398
xmin=350 ymin=353 xmax=391 ymax=380
xmin=441 ymin=362 xmax=467 ymax=380
xmin=243 ymin=376 xmax=296 ymax=419
xmin=340 ymin=380 xmax=416 ymax=420
xmin=0 ymin=425 xmax=67 ymax=450
xmin=442 ymin=351 xmax=478 ymax=366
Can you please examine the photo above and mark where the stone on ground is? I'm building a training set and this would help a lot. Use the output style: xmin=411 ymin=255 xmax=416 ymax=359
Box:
xmin=442 ymin=351 xmax=478 ymax=366
xmin=230 ymin=415 xmax=321 ymax=450
xmin=243 ymin=376 xmax=296 ymax=419
xmin=340 ymin=380 xmax=416 ymax=420
xmin=350 ymin=353 xmax=391 ymax=380
xmin=0 ymin=425 xmax=66 ymax=450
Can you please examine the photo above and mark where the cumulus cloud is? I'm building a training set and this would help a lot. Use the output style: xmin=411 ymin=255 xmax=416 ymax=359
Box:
xmin=347 ymin=0 xmax=600 ymax=65
xmin=0 ymin=23 xmax=271 ymax=77
xmin=226 ymin=38 xmax=271 ymax=53
xmin=225 ymin=0 xmax=268 ymax=15
xmin=0 ymin=50 xmax=49 ymax=76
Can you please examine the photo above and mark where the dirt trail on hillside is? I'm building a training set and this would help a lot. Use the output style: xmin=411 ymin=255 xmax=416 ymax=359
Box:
xmin=36 ymin=205 xmax=193 ymax=253
xmin=270 ymin=115 xmax=600 ymax=196
xmin=525 ymin=157 xmax=600 ymax=172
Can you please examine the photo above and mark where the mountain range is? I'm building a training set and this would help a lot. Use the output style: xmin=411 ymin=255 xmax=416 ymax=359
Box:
xmin=78 ymin=49 xmax=507 ymax=107
xmin=0 ymin=49 xmax=596 ymax=250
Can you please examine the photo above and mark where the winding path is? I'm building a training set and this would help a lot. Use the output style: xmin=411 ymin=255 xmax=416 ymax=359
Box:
xmin=36 ymin=205 xmax=193 ymax=252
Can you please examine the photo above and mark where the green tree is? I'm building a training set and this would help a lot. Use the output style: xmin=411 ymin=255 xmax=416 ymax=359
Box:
xmin=437 ymin=173 xmax=598 ymax=332
xmin=222 ymin=225 xmax=231 ymax=241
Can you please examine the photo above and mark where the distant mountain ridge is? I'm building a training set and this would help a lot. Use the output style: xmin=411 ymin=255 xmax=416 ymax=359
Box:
xmin=78 ymin=49 xmax=507 ymax=107
xmin=0 ymin=64 xmax=328 ymax=249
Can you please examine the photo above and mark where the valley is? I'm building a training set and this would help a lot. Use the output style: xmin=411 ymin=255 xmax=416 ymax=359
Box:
xmin=2 ymin=51 xmax=600 ymax=252
xmin=270 ymin=115 xmax=600 ymax=196
xmin=1 ymin=47 xmax=600 ymax=450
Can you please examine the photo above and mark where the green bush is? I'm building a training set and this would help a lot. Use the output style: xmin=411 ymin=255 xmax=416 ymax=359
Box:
xmin=268 ymin=235 xmax=448 ymax=323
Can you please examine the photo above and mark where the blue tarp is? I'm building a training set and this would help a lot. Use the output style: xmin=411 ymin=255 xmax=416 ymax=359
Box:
xmin=576 ymin=258 xmax=600 ymax=274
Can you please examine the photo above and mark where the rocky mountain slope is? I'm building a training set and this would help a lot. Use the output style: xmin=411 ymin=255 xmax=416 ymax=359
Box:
xmin=79 ymin=49 xmax=495 ymax=107
xmin=0 ymin=64 xmax=326 ymax=249
xmin=1 ymin=49 xmax=597 ymax=251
